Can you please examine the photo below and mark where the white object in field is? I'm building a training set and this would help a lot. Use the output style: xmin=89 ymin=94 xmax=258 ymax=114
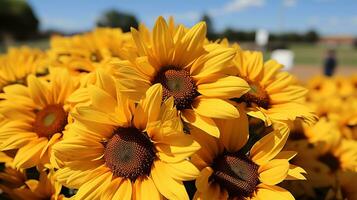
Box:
xmin=255 ymin=29 xmax=269 ymax=47
xmin=271 ymin=49 xmax=295 ymax=71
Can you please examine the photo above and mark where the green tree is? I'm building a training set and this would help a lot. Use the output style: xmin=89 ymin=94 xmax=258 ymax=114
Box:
xmin=97 ymin=10 xmax=138 ymax=32
xmin=305 ymin=30 xmax=319 ymax=43
xmin=0 ymin=0 xmax=39 ymax=41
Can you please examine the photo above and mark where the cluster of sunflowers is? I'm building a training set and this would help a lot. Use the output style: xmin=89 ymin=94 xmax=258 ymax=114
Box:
xmin=0 ymin=16 xmax=323 ymax=200
xmin=281 ymin=75 xmax=357 ymax=200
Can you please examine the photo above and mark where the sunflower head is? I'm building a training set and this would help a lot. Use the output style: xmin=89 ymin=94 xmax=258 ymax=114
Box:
xmin=211 ymin=151 xmax=260 ymax=197
xmin=153 ymin=66 xmax=199 ymax=110
xmin=104 ymin=127 xmax=156 ymax=181
xmin=53 ymin=71 xmax=200 ymax=200
xmin=114 ymin=16 xmax=250 ymax=137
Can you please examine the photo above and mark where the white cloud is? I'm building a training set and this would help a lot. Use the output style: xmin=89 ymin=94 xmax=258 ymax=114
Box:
xmin=209 ymin=0 xmax=265 ymax=16
xmin=283 ymin=0 xmax=297 ymax=7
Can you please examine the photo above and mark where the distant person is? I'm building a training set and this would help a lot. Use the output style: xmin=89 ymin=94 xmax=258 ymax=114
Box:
xmin=324 ymin=49 xmax=337 ymax=76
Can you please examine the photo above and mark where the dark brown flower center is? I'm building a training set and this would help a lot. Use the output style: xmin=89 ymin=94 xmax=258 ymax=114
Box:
xmin=318 ymin=152 xmax=340 ymax=172
xmin=104 ymin=127 xmax=156 ymax=181
xmin=153 ymin=66 xmax=199 ymax=110
xmin=90 ymin=51 xmax=103 ymax=62
xmin=240 ymin=81 xmax=270 ymax=109
xmin=33 ymin=104 xmax=68 ymax=138
xmin=211 ymin=152 xmax=259 ymax=198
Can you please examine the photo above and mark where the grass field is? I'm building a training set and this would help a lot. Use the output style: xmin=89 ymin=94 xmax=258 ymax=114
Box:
xmin=1 ymin=39 xmax=356 ymax=67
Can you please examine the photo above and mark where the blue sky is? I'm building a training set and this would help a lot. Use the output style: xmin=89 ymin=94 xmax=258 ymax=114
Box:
xmin=28 ymin=0 xmax=357 ymax=36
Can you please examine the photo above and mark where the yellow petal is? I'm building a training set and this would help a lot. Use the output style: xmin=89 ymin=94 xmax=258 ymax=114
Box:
xmin=13 ymin=138 xmax=48 ymax=169
xmin=192 ymin=47 xmax=236 ymax=79
xmin=74 ymin=107 xmax=118 ymax=125
xmin=0 ymin=131 xmax=38 ymax=151
xmin=112 ymin=179 xmax=132 ymax=200
xmin=216 ymin=104 xmax=249 ymax=152
xmin=190 ymin=125 xmax=222 ymax=162
xmin=156 ymin=137 xmax=200 ymax=163
xmin=250 ymin=125 xmax=289 ymax=165
xmin=258 ymin=159 xmax=290 ymax=185
xmin=197 ymin=76 xmax=250 ymax=98
xmin=138 ymin=83 xmax=163 ymax=125
xmin=133 ymin=176 xmax=162 ymax=200
xmin=255 ymin=184 xmax=294 ymax=200
xmin=193 ymin=97 xmax=239 ymax=119
xmin=153 ymin=16 xmax=174 ymax=66
xmin=95 ymin=67 xmax=117 ymax=98
xmin=52 ymin=136 xmax=104 ymax=162
xmin=181 ymin=109 xmax=219 ymax=138
xmin=131 ymin=27 xmax=148 ymax=56
xmin=27 ymin=75 xmax=50 ymax=107
xmin=88 ymin=85 xmax=117 ymax=114
xmin=174 ymin=22 xmax=206 ymax=67
xmin=165 ymin=160 xmax=200 ymax=181
xmin=151 ymin=160 xmax=189 ymax=200
xmin=75 ymin=171 xmax=112 ymax=200
xmin=285 ymin=164 xmax=307 ymax=180
xmin=261 ymin=60 xmax=283 ymax=85
xmin=241 ymin=51 xmax=264 ymax=81
xmin=274 ymin=151 xmax=297 ymax=161
xmin=195 ymin=167 xmax=213 ymax=192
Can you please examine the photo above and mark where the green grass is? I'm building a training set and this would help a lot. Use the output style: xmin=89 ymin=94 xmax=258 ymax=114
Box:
xmin=289 ymin=43 xmax=357 ymax=66
xmin=1 ymin=40 xmax=356 ymax=67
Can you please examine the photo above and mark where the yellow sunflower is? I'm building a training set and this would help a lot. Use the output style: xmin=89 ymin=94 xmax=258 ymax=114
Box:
xmin=191 ymin=106 xmax=304 ymax=200
xmin=332 ymin=76 xmax=355 ymax=99
xmin=49 ymin=27 xmax=133 ymax=73
xmin=2 ymin=170 xmax=64 ymax=200
xmin=305 ymin=75 xmax=337 ymax=101
xmin=0 ymin=68 xmax=79 ymax=169
xmin=283 ymin=137 xmax=357 ymax=199
xmin=0 ymin=47 xmax=48 ymax=90
xmin=0 ymin=152 xmax=64 ymax=200
xmin=327 ymin=97 xmax=357 ymax=140
xmin=302 ymin=117 xmax=341 ymax=150
xmin=232 ymin=50 xmax=317 ymax=127
xmin=0 ymin=152 xmax=27 ymax=200
xmin=113 ymin=16 xmax=250 ymax=137
xmin=53 ymin=71 xmax=200 ymax=200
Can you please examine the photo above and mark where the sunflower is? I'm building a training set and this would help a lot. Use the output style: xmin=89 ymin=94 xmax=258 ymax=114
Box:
xmin=306 ymin=75 xmax=337 ymax=101
xmin=0 ymin=47 xmax=48 ymax=91
xmin=0 ymin=152 xmax=27 ymax=197
xmin=302 ymin=117 xmax=341 ymax=150
xmin=49 ymin=27 xmax=133 ymax=73
xmin=280 ymin=140 xmax=335 ymax=199
xmin=231 ymin=50 xmax=317 ymax=127
xmin=0 ymin=151 xmax=65 ymax=200
xmin=283 ymin=137 xmax=357 ymax=199
xmin=0 ymin=68 xmax=79 ymax=169
xmin=332 ymin=76 xmax=355 ymax=99
xmin=53 ymin=71 xmax=200 ymax=200
xmin=112 ymin=16 xmax=250 ymax=137
xmin=327 ymin=97 xmax=357 ymax=140
xmin=191 ymin=105 xmax=305 ymax=200
xmin=1 ymin=169 xmax=64 ymax=200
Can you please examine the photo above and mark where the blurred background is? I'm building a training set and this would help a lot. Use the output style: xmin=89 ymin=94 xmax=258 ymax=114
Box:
xmin=0 ymin=0 xmax=356 ymax=80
